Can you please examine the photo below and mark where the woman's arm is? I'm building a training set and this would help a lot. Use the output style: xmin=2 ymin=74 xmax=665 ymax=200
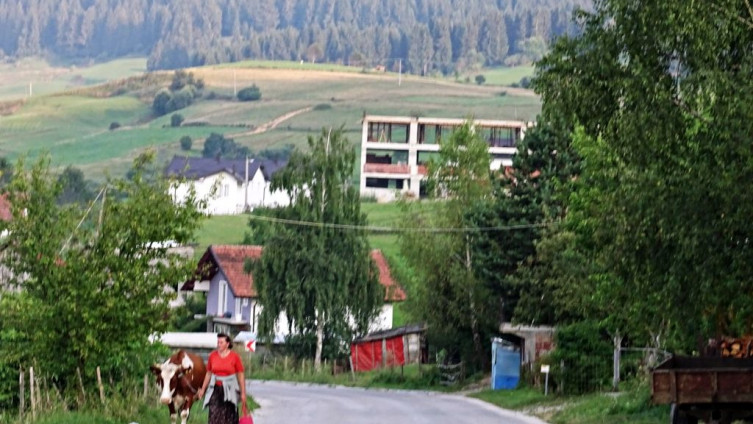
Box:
xmin=197 ymin=370 xmax=212 ymax=399
xmin=237 ymin=371 xmax=246 ymax=406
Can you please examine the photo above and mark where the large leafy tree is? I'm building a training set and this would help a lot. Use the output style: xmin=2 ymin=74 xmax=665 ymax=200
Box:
xmin=535 ymin=0 xmax=753 ymax=350
xmin=56 ymin=165 xmax=95 ymax=205
xmin=468 ymin=122 xmax=583 ymax=327
xmin=0 ymin=153 xmax=205 ymax=397
xmin=251 ymin=127 xmax=382 ymax=370
xmin=399 ymin=121 xmax=499 ymax=368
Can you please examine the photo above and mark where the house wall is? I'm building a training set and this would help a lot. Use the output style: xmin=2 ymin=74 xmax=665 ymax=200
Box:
xmin=246 ymin=169 xmax=291 ymax=208
xmin=207 ymin=270 xmax=396 ymax=338
xmin=369 ymin=304 xmax=394 ymax=333
xmin=171 ymin=169 xmax=290 ymax=215
xmin=403 ymin=333 xmax=423 ymax=364
xmin=249 ymin=302 xmax=291 ymax=338
xmin=206 ymin=272 xmax=252 ymax=321
xmin=171 ymin=171 xmax=245 ymax=215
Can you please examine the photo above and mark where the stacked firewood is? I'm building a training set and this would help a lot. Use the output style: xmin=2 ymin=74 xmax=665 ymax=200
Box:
xmin=719 ymin=336 xmax=753 ymax=358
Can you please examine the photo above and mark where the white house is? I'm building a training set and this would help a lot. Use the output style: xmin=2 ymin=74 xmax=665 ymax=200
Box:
xmin=180 ymin=245 xmax=406 ymax=338
xmin=165 ymin=156 xmax=290 ymax=215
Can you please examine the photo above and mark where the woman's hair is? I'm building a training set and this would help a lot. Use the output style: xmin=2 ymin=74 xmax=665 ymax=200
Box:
xmin=217 ymin=333 xmax=233 ymax=349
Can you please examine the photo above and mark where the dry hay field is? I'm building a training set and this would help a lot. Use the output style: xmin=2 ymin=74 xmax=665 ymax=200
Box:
xmin=0 ymin=59 xmax=540 ymax=180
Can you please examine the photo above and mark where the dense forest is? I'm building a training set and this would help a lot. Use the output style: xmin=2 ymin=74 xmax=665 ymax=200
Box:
xmin=0 ymin=0 xmax=588 ymax=73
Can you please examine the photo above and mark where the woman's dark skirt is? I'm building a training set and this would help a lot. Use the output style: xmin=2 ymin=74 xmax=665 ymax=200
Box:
xmin=208 ymin=385 xmax=238 ymax=424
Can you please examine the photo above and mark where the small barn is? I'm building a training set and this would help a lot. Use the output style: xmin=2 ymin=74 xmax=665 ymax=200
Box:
xmin=351 ymin=324 xmax=427 ymax=372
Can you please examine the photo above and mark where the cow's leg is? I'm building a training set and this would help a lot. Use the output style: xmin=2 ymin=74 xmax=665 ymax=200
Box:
xmin=168 ymin=402 xmax=178 ymax=424
xmin=180 ymin=406 xmax=190 ymax=424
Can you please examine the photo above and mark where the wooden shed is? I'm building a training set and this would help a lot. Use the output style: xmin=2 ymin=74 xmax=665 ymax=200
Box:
xmin=350 ymin=324 xmax=427 ymax=372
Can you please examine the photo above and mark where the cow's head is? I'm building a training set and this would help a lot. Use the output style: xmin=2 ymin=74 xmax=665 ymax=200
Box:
xmin=150 ymin=351 xmax=194 ymax=404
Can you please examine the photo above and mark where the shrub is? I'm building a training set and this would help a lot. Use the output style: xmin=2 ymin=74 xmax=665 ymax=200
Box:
xmin=171 ymin=113 xmax=184 ymax=127
xmin=313 ymin=103 xmax=332 ymax=111
xmin=109 ymin=122 xmax=121 ymax=130
xmin=152 ymin=89 xmax=172 ymax=116
xmin=549 ymin=321 xmax=613 ymax=394
xmin=179 ymin=136 xmax=192 ymax=151
xmin=475 ymin=74 xmax=486 ymax=85
xmin=237 ymin=85 xmax=262 ymax=101
xmin=167 ymin=86 xmax=195 ymax=111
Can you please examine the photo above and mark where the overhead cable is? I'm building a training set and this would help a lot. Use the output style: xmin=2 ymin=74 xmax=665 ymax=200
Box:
xmin=246 ymin=214 xmax=554 ymax=233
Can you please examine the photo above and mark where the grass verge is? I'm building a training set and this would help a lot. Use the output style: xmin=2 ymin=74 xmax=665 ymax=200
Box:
xmin=472 ymin=381 xmax=670 ymax=424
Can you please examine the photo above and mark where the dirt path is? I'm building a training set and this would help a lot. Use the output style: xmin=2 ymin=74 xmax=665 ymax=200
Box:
xmin=228 ymin=106 xmax=312 ymax=137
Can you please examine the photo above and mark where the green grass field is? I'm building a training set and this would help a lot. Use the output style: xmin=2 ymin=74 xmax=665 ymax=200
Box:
xmin=0 ymin=58 xmax=540 ymax=181
xmin=0 ymin=57 xmax=147 ymax=100
xmin=471 ymin=65 xmax=535 ymax=86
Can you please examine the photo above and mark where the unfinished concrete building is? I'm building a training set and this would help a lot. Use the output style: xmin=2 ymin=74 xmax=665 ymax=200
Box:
xmin=359 ymin=115 xmax=528 ymax=201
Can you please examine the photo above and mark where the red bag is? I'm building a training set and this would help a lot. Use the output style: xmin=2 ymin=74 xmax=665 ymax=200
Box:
xmin=239 ymin=403 xmax=253 ymax=424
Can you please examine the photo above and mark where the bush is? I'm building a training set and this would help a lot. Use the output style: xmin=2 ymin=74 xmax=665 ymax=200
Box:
xmin=313 ymin=103 xmax=332 ymax=111
xmin=170 ymin=114 xmax=185 ymax=128
xmin=475 ymin=74 xmax=486 ymax=85
xmin=167 ymin=86 xmax=195 ymax=111
xmin=237 ymin=85 xmax=262 ymax=101
xmin=202 ymin=133 xmax=250 ymax=159
xmin=152 ymin=89 xmax=172 ymax=116
xmin=152 ymin=71 xmax=203 ymax=116
xmin=109 ymin=122 xmax=121 ymax=130
xmin=171 ymin=113 xmax=184 ymax=127
xmin=179 ymin=136 xmax=192 ymax=151
xmin=549 ymin=321 xmax=613 ymax=395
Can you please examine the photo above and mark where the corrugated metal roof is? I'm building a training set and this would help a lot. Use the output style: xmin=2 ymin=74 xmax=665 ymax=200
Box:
xmin=353 ymin=323 xmax=426 ymax=343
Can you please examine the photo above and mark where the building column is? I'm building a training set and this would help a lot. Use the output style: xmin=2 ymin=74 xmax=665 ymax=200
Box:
xmin=408 ymin=118 xmax=420 ymax=198
xmin=359 ymin=119 xmax=369 ymax=196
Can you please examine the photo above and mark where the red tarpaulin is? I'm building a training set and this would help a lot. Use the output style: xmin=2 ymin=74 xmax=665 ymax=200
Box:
xmin=351 ymin=336 xmax=405 ymax=372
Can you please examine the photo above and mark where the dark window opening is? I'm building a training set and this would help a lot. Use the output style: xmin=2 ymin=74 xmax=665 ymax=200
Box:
xmin=368 ymin=122 xmax=409 ymax=143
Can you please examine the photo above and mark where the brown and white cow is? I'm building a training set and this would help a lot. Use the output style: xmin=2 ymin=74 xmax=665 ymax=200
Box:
xmin=150 ymin=350 xmax=207 ymax=424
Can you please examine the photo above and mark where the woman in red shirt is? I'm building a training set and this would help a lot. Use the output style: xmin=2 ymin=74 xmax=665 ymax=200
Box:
xmin=197 ymin=333 xmax=247 ymax=424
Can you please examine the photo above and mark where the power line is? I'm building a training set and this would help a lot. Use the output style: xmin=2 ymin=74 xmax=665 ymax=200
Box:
xmin=247 ymin=213 xmax=554 ymax=233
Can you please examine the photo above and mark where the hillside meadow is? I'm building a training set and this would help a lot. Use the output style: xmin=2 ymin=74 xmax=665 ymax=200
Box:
xmin=0 ymin=58 xmax=539 ymax=181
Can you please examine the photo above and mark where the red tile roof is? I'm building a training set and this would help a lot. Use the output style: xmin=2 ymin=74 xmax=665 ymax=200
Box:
xmin=190 ymin=245 xmax=406 ymax=302
xmin=370 ymin=250 xmax=407 ymax=302
xmin=202 ymin=245 xmax=262 ymax=298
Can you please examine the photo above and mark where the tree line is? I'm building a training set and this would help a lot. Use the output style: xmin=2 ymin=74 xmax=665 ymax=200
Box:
xmin=0 ymin=0 xmax=588 ymax=73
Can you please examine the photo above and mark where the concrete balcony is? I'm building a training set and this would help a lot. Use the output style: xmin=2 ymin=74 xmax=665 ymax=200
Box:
xmin=363 ymin=163 xmax=410 ymax=174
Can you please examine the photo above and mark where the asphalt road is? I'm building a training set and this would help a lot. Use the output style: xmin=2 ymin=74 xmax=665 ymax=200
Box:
xmin=247 ymin=380 xmax=548 ymax=424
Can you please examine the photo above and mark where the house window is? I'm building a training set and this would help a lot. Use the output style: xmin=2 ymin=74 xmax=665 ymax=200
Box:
xmin=234 ymin=297 xmax=242 ymax=321
xmin=218 ymin=280 xmax=228 ymax=315
xmin=223 ymin=184 xmax=230 ymax=197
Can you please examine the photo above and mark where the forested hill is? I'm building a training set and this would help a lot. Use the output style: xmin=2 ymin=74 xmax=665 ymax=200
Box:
xmin=0 ymin=0 xmax=589 ymax=73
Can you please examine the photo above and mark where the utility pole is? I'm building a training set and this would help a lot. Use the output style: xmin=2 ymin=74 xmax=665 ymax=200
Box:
xmin=398 ymin=59 xmax=402 ymax=86
xmin=244 ymin=156 xmax=249 ymax=211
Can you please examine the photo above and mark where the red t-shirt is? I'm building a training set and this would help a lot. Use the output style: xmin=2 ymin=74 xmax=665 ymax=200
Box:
xmin=207 ymin=350 xmax=244 ymax=385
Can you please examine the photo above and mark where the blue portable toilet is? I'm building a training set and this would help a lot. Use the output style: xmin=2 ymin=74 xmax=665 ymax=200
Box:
xmin=491 ymin=337 xmax=521 ymax=390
